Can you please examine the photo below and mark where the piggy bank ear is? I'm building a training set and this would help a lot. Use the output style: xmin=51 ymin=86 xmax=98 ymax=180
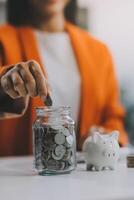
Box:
xmin=91 ymin=132 xmax=102 ymax=143
xmin=110 ymin=131 xmax=119 ymax=140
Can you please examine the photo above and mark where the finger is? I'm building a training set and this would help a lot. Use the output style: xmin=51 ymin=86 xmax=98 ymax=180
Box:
xmin=46 ymin=79 xmax=52 ymax=96
xmin=17 ymin=63 xmax=37 ymax=97
xmin=28 ymin=60 xmax=48 ymax=97
xmin=1 ymin=76 xmax=19 ymax=99
xmin=11 ymin=72 xmax=27 ymax=97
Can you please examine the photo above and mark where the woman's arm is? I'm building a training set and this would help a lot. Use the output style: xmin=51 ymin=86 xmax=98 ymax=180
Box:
xmin=0 ymin=64 xmax=29 ymax=117
xmin=0 ymin=45 xmax=48 ymax=118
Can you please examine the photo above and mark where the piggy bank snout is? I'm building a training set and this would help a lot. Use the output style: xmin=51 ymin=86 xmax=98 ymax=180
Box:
xmin=103 ymin=150 xmax=117 ymax=158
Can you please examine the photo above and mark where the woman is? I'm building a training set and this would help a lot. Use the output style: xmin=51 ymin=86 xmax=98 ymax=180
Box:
xmin=0 ymin=0 xmax=128 ymax=156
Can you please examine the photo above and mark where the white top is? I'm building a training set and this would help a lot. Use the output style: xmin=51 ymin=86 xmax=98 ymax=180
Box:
xmin=0 ymin=148 xmax=134 ymax=200
xmin=35 ymin=31 xmax=81 ymax=124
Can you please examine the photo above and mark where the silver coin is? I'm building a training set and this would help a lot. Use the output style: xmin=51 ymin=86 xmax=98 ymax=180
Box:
xmin=68 ymin=156 xmax=74 ymax=166
xmin=42 ymin=151 xmax=51 ymax=161
xmin=60 ymin=161 xmax=66 ymax=170
xmin=55 ymin=145 xmax=66 ymax=157
xmin=43 ymin=133 xmax=55 ymax=150
xmin=66 ymin=135 xmax=74 ymax=146
xmin=52 ymin=145 xmax=67 ymax=162
xmin=62 ymin=128 xmax=70 ymax=137
xmin=64 ymin=161 xmax=69 ymax=170
xmin=52 ymin=150 xmax=65 ymax=161
xmin=48 ymin=160 xmax=66 ymax=171
xmin=47 ymin=159 xmax=59 ymax=170
xmin=50 ymin=125 xmax=64 ymax=131
xmin=54 ymin=133 xmax=66 ymax=145
xmin=44 ymin=143 xmax=56 ymax=152
xmin=63 ymin=149 xmax=71 ymax=161
xmin=64 ymin=141 xmax=70 ymax=148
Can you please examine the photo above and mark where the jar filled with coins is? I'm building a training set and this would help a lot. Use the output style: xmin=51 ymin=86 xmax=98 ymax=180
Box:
xmin=33 ymin=106 xmax=77 ymax=175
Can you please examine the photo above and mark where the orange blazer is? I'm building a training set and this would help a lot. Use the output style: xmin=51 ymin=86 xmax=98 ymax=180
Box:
xmin=0 ymin=23 xmax=128 ymax=156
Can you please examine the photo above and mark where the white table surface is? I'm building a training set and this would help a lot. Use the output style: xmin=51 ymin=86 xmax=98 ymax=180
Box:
xmin=0 ymin=152 xmax=134 ymax=200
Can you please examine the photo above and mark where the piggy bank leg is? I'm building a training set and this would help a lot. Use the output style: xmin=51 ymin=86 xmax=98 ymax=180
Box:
xmin=87 ymin=164 xmax=94 ymax=171
xmin=95 ymin=166 xmax=103 ymax=171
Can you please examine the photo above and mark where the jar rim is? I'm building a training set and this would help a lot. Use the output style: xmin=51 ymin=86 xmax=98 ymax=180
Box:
xmin=36 ymin=106 xmax=71 ymax=116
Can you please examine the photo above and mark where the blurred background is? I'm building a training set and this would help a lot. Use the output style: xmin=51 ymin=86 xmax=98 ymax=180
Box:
xmin=0 ymin=0 xmax=134 ymax=145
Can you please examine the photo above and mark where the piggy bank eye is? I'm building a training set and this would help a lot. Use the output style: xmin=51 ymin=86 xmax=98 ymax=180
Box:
xmin=108 ymin=153 xmax=110 ymax=157
xmin=103 ymin=142 xmax=106 ymax=144
xmin=113 ymin=153 xmax=115 ymax=157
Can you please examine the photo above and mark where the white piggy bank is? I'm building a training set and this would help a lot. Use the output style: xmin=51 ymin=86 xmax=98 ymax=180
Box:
xmin=83 ymin=131 xmax=120 ymax=171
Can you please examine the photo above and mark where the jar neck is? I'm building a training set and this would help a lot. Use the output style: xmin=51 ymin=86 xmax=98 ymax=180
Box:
xmin=36 ymin=106 xmax=71 ymax=118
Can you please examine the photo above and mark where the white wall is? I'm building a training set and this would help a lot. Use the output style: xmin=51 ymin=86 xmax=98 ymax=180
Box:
xmin=78 ymin=0 xmax=134 ymax=103
xmin=0 ymin=2 xmax=6 ymax=23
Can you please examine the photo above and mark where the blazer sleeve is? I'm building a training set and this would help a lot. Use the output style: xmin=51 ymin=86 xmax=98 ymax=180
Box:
xmin=100 ymin=45 xmax=128 ymax=146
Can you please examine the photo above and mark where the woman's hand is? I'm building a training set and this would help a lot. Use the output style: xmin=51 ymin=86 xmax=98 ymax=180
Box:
xmin=0 ymin=60 xmax=48 ymax=99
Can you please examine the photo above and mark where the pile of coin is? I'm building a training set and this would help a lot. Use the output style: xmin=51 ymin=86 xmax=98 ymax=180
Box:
xmin=33 ymin=124 xmax=76 ymax=172
xmin=127 ymin=154 xmax=134 ymax=168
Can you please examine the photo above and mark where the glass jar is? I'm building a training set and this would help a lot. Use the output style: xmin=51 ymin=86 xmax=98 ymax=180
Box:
xmin=32 ymin=106 xmax=77 ymax=175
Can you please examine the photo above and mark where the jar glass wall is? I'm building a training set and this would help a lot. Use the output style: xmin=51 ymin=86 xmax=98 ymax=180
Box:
xmin=32 ymin=106 xmax=77 ymax=175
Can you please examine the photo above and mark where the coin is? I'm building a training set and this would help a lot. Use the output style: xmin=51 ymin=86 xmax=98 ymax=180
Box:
xmin=63 ymin=149 xmax=71 ymax=161
xmin=54 ymin=133 xmax=66 ymax=145
xmin=44 ymin=94 xmax=53 ymax=106
xmin=52 ymin=151 xmax=64 ymax=161
xmin=55 ymin=145 xmax=66 ymax=157
xmin=66 ymin=135 xmax=74 ymax=147
xmin=59 ymin=161 xmax=66 ymax=170
xmin=64 ymin=161 xmax=69 ymax=170
xmin=51 ymin=125 xmax=64 ymax=131
xmin=62 ymin=127 xmax=70 ymax=137
xmin=47 ymin=159 xmax=58 ymax=170
xmin=68 ymin=156 xmax=74 ymax=166
xmin=41 ymin=152 xmax=50 ymax=162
